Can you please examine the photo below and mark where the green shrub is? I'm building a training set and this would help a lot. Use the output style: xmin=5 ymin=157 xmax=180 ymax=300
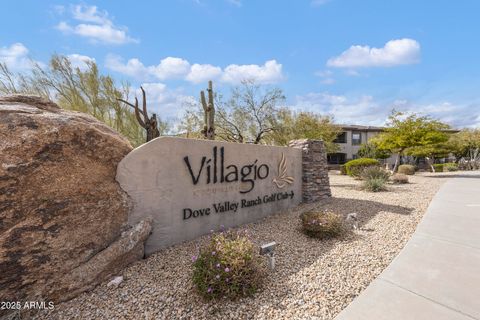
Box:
xmin=398 ymin=164 xmax=416 ymax=175
xmin=361 ymin=166 xmax=391 ymax=181
xmin=433 ymin=164 xmax=444 ymax=172
xmin=391 ymin=173 xmax=409 ymax=184
xmin=362 ymin=177 xmax=388 ymax=192
xmin=339 ymin=165 xmax=347 ymax=175
xmin=192 ymin=230 xmax=265 ymax=300
xmin=344 ymin=158 xmax=380 ymax=177
xmin=301 ymin=211 xmax=345 ymax=239
xmin=444 ymin=163 xmax=459 ymax=172
xmin=360 ymin=167 xmax=389 ymax=192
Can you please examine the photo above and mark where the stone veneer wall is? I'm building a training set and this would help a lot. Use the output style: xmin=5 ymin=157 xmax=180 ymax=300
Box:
xmin=289 ymin=139 xmax=331 ymax=203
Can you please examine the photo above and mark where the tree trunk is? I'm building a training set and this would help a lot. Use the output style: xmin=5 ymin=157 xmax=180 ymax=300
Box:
xmin=392 ymin=152 xmax=401 ymax=172
xmin=205 ymin=127 xmax=215 ymax=140
xmin=426 ymin=156 xmax=435 ymax=172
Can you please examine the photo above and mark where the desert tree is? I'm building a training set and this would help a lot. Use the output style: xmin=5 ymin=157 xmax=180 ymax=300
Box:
xmin=179 ymin=80 xmax=285 ymax=144
xmin=0 ymin=62 xmax=51 ymax=97
xmin=447 ymin=129 xmax=480 ymax=169
xmin=216 ymin=80 xmax=285 ymax=144
xmin=0 ymin=62 xmax=21 ymax=94
xmin=0 ymin=55 xmax=167 ymax=147
xmin=178 ymin=106 xmax=204 ymax=139
xmin=266 ymin=109 xmax=342 ymax=152
xmin=357 ymin=141 xmax=391 ymax=160
xmin=372 ymin=111 xmax=450 ymax=172
xmin=406 ymin=142 xmax=452 ymax=172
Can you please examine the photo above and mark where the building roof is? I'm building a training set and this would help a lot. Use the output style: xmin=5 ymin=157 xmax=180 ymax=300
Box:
xmin=337 ymin=124 xmax=386 ymax=131
xmin=337 ymin=124 xmax=460 ymax=133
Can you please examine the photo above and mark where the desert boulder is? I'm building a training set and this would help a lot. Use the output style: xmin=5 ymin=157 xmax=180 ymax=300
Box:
xmin=0 ymin=95 xmax=151 ymax=304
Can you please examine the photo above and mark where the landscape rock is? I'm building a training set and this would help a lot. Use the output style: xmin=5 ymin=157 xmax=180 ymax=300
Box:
xmin=53 ymin=219 xmax=152 ymax=300
xmin=107 ymin=276 xmax=124 ymax=288
xmin=35 ymin=172 xmax=450 ymax=320
xmin=0 ymin=95 xmax=147 ymax=304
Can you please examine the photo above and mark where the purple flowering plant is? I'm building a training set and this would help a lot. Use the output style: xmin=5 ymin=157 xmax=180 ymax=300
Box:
xmin=192 ymin=229 xmax=266 ymax=300
xmin=301 ymin=210 xmax=345 ymax=239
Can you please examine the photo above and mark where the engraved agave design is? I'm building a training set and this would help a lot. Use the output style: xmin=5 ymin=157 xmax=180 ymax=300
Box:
xmin=273 ymin=153 xmax=294 ymax=188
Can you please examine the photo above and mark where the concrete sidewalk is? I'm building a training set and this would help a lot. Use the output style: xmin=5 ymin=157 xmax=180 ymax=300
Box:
xmin=335 ymin=172 xmax=480 ymax=320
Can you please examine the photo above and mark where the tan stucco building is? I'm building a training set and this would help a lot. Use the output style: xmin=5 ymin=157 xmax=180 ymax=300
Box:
xmin=327 ymin=125 xmax=396 ymax=165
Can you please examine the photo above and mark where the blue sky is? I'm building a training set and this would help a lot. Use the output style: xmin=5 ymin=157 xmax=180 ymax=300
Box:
xmin=1 ymin=0 xmax=480 ymax=128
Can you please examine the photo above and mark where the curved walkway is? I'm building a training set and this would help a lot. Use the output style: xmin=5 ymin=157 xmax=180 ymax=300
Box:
xmin=336 ymin=172 xmax=480 ymax=320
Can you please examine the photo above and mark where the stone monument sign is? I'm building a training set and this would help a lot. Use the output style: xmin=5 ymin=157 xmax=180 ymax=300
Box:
xmin=116 ymin=137 xmax=303 ymax=254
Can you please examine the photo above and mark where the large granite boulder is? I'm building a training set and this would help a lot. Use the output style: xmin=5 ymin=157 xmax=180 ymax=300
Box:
xmin=0 ymin=95 xmax=151 ymax=304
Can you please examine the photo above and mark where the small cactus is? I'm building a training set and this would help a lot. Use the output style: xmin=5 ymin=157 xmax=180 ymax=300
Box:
xmin=118 ymin=86 xmax=160 ymax=142
xmin=200 ymin=81 xmax=215 ymax=140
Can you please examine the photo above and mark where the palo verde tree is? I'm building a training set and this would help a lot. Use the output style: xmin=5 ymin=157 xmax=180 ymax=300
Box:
xmin=447 ymin=129 xmax=480 ymax=169
xmin=118 ymin=86 xmax=161 ymax=143
xmin=266 ymin=109 xmax=341 ymax=152
xmin=372 ymin=111 xmax=450 ymax=172
xmin=178 ymin=106 xmax=204 ymax=139
xmin=406 ymin=142 xmax=452 ymax=172
xmin=357 ymin=141 xmax=391 ymax=160
xmin=0 ymin=55 xmax=167 ymax=147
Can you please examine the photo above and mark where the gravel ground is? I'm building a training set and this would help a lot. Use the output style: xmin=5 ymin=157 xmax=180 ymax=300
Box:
xmin=35 ymin=172 xmax=453 ymax=320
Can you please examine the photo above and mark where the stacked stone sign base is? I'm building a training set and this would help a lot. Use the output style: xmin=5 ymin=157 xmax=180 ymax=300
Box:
xmin=116 ymin=137 xmax=303 ymax=255
xmin=289 ymin=139 xmax=331 ymax=202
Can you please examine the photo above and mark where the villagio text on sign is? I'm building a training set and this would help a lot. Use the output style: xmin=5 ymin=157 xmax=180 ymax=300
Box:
xmin=116 ymin=137 xmax=302 ymax=255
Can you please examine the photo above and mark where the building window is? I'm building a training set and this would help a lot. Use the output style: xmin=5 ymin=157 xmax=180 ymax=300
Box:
xmin=352 ymin=131 xmax=362 ymax=145
xmin=334 ymin=132 xmax=347 ymax=143
xmin=352 ymin=154 xmax=358 ymax=159
xmin=327 ymin=153 xmax=346 ymax=164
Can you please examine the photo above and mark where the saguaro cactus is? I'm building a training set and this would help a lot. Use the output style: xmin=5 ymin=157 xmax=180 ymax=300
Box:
xmin=118 ymin=86 xmax=160 ymax=143
xmin=200 ymin=81 xmax=215 ymax=140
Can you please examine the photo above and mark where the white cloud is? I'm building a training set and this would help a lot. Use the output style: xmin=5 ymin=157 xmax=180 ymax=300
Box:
xmin=327 ymin=38 xmax=420 ymax=68
xmin=186 ymin=63 xmax=223 ymax=84
xmin=72 ymin=4 xmax=110 ymax=25
xmin=391 ymin=99 xmax=480 ymax=128
xmin=136 ymin=83 xmax=195 ymax=121
xmin=67 ymin=54 xmax=95 ymax=71
xmin=293 ymin=92 xmax=384 ymax=125
xmin=106 ymin=55 xmax=285 ymax=84
xmin=56 ymin=4 xmax=138 ymax=45
xmin=148 ymin=57 xmax=191 ymax=80
xmin=105 ymin=54 xmax=148 ymax=79
xmin=221 ymin=60 xmax=284 ymax=84
xmin=292 ymin=92 xmax=480 ymax=128
xmin=315 ymin=70 xmax=335 ymax=85
xmin=105 ymin=55 xmax=192 ymax=80
xmin=56 ymin=21 xmax=71 ymax=32
xmin=0 ymin=42 xmax=34 ymax=70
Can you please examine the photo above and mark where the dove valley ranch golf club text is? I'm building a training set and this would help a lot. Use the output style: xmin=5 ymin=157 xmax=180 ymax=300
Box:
xmin=182 ymin=145 xmax=295 ymax=220
xmin=183 ymin=191 xmax=295 ymax=220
